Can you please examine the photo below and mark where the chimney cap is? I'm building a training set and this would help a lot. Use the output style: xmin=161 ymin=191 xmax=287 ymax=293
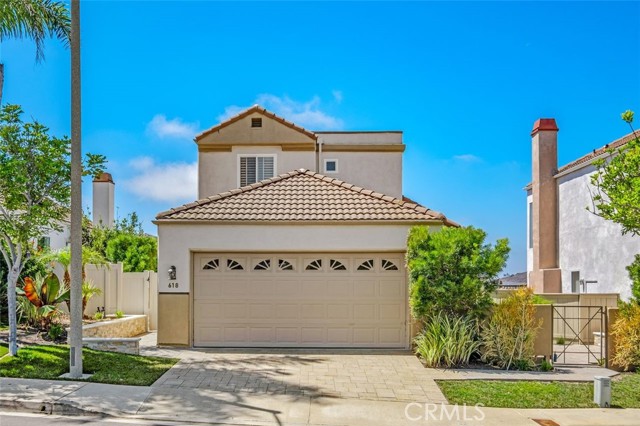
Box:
xmin=531 ymin=118 xmax=559 ymax=136
xmin=93 ymin=172 xmax=114 ymax=184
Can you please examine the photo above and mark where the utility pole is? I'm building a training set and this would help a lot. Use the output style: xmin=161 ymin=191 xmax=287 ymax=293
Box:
xmin=69 ymin=0 xmax=83 ymax=378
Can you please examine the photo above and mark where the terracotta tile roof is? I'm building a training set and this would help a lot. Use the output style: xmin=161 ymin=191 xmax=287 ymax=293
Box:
xmin=195 ymin=105 xmax=317 ymax=141
xmin=156 ymin=169 xmax=456 ymax=225
xmin=556 ymin=131 xmax=638 ymax=174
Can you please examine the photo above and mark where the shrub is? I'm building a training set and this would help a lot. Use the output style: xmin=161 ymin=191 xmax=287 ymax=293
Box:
xmin=539 ymin=359 xmax=554 ymax=372
xmin=94 ymin=311 xmax=104 ymax=320
xmin=407 ymin=226 xmax=510 ymax=323
xmin=115 ymin=310 xmax=124 ymax=319
xmin=481 ymin=288 xmax=541 ymax=370
xmin=414 ymin=313 xmax=481 ymax=368
xmin=611 ymin=302 xmax=640 ymax=371
xmin=47 ymin=323 xmax=64 ymax=341
xmin=15 ymin=273 xmax=69 ymax=329
xmin=532 ymin=294 xmax=552 ymax=305
xmin=556 ymin=337 xmax=566 ymax=345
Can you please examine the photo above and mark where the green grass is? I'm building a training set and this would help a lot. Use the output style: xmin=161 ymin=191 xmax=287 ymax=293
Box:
xmin=0 ymin=345 xmax=178 ymax=386
xmin=0 ymin=344 xmax=8 ymax=358
xmin=437 ymin=374 xmax=640 ymax=409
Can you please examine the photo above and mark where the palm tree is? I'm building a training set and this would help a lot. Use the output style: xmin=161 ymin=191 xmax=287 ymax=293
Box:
xmin=0 ymin=0 xmax=70 ymax=104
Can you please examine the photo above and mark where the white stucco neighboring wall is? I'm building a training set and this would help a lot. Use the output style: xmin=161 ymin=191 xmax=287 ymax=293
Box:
xmin=156 ymin=223 xmax=437 ymax=294
xmin=557 ymin=165 xmax=639 ymax=300
xmin=43 ymin=224 xmax=70 ymax=251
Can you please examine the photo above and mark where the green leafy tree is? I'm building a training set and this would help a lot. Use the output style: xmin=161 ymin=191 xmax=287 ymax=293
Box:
xmin=0 ymin=104 xmax=104 ymax=355
xmin=590 ymin=110 xmax=640 ymax=302
xmin=0 ymin=0 xmax=70 ymax=104
xmin=105 ymin=233 xmax=157 ymax=273
xmin=407 ymin=225 xmax=510 ymax=323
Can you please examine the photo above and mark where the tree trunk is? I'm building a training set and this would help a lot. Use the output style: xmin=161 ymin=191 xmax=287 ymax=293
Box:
xmin=7 ymin=259 xmax=21 ymax=356
xmin=0 ymin=63 xmax=4 ymax=106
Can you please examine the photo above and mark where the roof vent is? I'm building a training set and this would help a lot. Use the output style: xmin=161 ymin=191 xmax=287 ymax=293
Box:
xmin=251 ymin=118 xmax=262 ymax=128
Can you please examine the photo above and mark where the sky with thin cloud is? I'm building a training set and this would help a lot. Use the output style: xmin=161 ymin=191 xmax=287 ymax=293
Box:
xmin=2 ymin=1 xmax=639 ymax=274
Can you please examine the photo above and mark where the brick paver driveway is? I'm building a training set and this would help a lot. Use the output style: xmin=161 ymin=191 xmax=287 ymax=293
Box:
xmin=142 ymin=333 xmax=446 ymax=403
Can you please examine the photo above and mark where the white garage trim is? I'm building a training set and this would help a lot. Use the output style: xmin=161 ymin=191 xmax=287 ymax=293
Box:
xmin=192 ymin=252 xmax=409 ymax=348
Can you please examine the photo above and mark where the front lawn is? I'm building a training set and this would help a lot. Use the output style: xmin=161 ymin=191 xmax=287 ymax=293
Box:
xmin=0 ymin=344 xmax=8 ymax=358
xmin=437 ymin=374 xmax=640 ymax=409
xmin=0 ymin=345 xmax=178 ymax=386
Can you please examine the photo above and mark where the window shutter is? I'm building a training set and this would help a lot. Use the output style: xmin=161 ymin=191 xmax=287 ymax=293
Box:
xmin=240 ymin=156 xmax=273 ymax=186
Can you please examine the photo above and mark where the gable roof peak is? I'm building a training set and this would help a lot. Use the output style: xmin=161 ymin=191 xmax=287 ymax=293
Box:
xmin=195 ymin=105 xmax=317 ymax=142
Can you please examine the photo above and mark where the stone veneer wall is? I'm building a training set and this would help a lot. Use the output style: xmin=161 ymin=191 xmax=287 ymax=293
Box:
xmin=80 ymin=315 xmax=147 ymax=338
xmin=83 ymin=337 xmax=140 ymax=355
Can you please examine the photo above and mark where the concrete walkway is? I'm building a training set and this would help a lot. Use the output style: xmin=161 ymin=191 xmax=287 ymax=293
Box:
xmin=1 ymin=377 xmax=639 ymax=425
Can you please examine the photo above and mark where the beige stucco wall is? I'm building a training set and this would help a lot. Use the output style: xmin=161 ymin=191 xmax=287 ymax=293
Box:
xmin=318 ymin=151 xmax=403 ymax=199
xmin=316 ymin=132 xmax=403 ymax=145
xmin=158 ymin=293 xmax=190 ymax=345
xmin=156 ymin=223 xmax=433 ymax=294
xmin=533 ymin=304 xmax=553 ymax=359
xmin=198 ymin=146 xmax=315 ymax=198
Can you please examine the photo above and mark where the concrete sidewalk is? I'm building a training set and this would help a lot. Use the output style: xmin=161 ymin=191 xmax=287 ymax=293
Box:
xmin=1 ymin=377 xmax=639 ymax=425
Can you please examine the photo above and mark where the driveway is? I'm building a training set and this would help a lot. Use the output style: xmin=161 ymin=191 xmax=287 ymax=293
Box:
xmin=141 ymin=333 xmax=447 ymax=403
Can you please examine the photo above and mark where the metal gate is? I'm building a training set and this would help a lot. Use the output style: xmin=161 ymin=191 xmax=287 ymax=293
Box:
xmin=552 ymin=305 xmax=607 ymax=367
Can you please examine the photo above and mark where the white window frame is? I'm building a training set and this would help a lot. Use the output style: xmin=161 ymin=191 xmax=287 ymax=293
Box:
xmin=324 ymin=158 xmax=339 ymax=174
xmin=237 ymin=154 xmax=277 ymax=187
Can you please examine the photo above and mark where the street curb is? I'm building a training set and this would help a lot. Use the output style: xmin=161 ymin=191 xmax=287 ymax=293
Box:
xmin=0 ymin=399 xmax=103 ymax=417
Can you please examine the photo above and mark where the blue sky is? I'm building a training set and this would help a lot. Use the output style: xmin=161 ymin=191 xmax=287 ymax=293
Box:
xmin=2 ymin=1 xmax=639 ymax=274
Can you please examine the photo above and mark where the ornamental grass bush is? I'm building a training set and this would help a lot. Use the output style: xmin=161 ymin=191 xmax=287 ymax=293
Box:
xmin=481 ymin=288 xmax=541 ymax=370
xmin=611 ymin=302 xmax=640 ymax=371
xmin=414 ymin=313 xmax=480 ymax=368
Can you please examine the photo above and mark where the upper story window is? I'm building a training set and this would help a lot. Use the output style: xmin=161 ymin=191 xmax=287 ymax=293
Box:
xmin=239 ymin=155 xmax=275 ymax=186
xmin=324 ymin=159 xmax=338 ymax=173
xmin=251 ymin=118 xmax=262 ymax=128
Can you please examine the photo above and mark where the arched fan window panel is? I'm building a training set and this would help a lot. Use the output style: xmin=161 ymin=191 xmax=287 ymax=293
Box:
xmin=203 ymin=259 xmax=220 ymax=270
xmin=329 ymin=259 xmax=347 ymax=271
xmin=381 ymin=259 xmax=399 ymax=271
xmin=357 ymin=259 xmax=374 ymax=271
xmin=305 ymin=259 xmax=323 ymax=271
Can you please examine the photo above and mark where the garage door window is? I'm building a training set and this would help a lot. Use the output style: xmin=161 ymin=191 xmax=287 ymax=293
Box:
xmin=381 ymin=259 xmax=399 ymax=271
xmin=357 ymin=259 xmax=374 ymax=271
xmin=203 ymin=259 xmax=220 ymax=270
xmin=278 ymin=259 xmax=295 ymax=271
xmin=253 ymin=259 xmax=271 ymax=271
xmin=305 ymin=259 xmax=323 ymax=271
xmin=227 ymin=259 xmax=244 ymax=270
xmin=329 ymin=259 xmax=347 ymax=271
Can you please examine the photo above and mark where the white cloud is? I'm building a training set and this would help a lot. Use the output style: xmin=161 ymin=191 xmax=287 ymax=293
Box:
xmin=217 ymin=94 xmax=344 ymax=130
xmin=124 ymin=157 xmax=197 ymax=203
xmin=146 ymin=114 xmax=199 ymax=140
xmin=453 ymin=154 xmax=482 ymax=163
xmin=332 ymin=90 xmax=343 ymax=104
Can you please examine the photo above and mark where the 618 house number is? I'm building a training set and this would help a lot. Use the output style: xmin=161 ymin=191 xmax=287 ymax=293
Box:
xmin=168 ymin=282 xmax=179 ymax=288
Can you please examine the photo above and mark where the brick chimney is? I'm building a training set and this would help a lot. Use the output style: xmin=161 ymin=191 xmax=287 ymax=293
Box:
xmin=93 ymin=172 xmax=115 ymax=228
xmin=529 ymin=119 xmax=562 ymax=293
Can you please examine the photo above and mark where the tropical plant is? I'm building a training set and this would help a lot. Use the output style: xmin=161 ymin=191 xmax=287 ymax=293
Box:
xmin=115 ymin=309 xmax=124 ymax=319
xmin=0 ymin=0 xmax=70 ymax=104
xmin=0 ymin=104 xmax=104 ymax=355
xmin=611 ymin=302 xmax=640 ymax=371
xmin=414 ymin=313 xmax=481 ymax=368
xmin=16 ymin=293 xmax=40 ymax=326
xmin=42 ymin=246 xmax=108 ymax=288
xmin=481 ymin=288 xmax=542 ymax=370
xmin=16 ymin=273 xmax=69 ymax=328
xmin=407 ymin=225 xmax=509 ymax=323
xmin=81 ymin=281 xmax=102 ymax=318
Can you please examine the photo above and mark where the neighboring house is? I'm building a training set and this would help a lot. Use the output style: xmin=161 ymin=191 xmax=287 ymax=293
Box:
xmin=38 ymin=172 xmax=115 ymax=251
xmin=526 ymin=119 xmax=639 ymax=300
xmin=498 ymin=272 xmax=527 ymax=289
xmin=154 ymin=105 xmax=455 ymax=348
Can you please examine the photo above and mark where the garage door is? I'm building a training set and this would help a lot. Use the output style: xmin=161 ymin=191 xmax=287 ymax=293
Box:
xmin=193 ymin=253 xmax=407 ymax=348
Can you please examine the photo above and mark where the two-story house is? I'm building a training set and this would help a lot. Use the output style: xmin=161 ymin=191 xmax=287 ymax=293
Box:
xmin=154 ymin=105 xmax=455 ymax=348
xmin=526 ymin=118 xmax=638 ymax=300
